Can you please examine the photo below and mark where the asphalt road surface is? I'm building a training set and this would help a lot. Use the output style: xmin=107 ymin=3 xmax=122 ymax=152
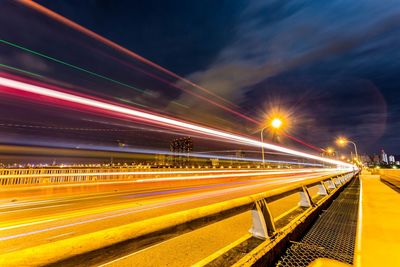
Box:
xmin=0 ymin=168 xmax=345 ymax=265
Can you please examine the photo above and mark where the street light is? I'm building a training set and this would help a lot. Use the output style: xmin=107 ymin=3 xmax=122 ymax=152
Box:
xmin=261 ymin=117 xmax=283 ymax=166
xmin=323 ymin=147 xmax=335 ymax=158
xmin=336 ymin=137 xmax=359 ymax=161
xmin=271 ymin=118 xmax=282 ymax=129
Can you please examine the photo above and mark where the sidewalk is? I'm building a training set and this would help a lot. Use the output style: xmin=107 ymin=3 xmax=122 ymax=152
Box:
xmin=355 ymin=171 xmax=400 ymax=267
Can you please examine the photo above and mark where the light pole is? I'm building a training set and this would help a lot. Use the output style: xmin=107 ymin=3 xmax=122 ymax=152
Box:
xmin=260 ymin=118 xmax=282 ymax=167
xmin=336 ymin=137 xmax=359 ymax=161
xmin=260 ymin=127 xmax=266 ymax=166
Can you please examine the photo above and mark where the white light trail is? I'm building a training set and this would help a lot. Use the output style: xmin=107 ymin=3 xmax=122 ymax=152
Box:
xmin=0 ymin=77 xmax=354 ymax=168
xmin=134 ymin=169 xmax=344 ymax=183
xmin=0 ymin=171 xmax=337 ymax=238
xmin=0 ymin=169 xmax=294 ymax=179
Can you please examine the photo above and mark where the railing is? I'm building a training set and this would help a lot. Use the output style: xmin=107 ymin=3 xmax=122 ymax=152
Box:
xmin=0 ymin=166 xmax=238 ymax=186
xmin=0 ymin=170 xmax=357 ymax=266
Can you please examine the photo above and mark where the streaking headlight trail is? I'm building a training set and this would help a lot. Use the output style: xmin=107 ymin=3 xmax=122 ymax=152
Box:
xmin=0 ymin=76 xmax=354 ymax=168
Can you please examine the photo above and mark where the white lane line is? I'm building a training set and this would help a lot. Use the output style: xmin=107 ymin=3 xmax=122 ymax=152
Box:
xmin=98 ymin=234 xmax=183 ymax=266
xmin=0 ymin=204 xmax=71 ymax=214
xmin=45 ymin=231 xmax=75 ymax=241
xmin=0 ymin=218 xmax=59 ymax=231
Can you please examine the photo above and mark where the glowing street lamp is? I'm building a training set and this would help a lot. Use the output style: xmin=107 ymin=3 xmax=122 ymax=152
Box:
xmin=323 ymin=147 xmax=336 ymax=159
xmin=271 ymin=118 xmax=282 ymax=129
xmin=261 ymin=117 xmax=283 ymax=166
xmin=336 ymin=137 xmax=359 ymax=162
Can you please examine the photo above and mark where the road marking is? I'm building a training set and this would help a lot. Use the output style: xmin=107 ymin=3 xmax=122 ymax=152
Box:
xmin=98 ymin=230 xmax=191 ymax=267
xmin=0 ymin=203 xmax=70 ymax=214
xmin=45 ymin=231 xmax=74 ymax=241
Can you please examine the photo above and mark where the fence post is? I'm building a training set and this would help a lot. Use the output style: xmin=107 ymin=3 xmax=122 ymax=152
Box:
xmin=318 ymin=181 xmax=328 ymax=196
xmin=299 ymin=186 xmax=313 ymax=207
xmin=250 ymin=199 xmax=276 ymax=240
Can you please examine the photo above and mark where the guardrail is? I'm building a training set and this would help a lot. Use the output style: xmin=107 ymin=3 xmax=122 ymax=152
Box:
xmin=0 ymin=170 xmax=357 ymax=266
xmin=0 ymin=167 xmax=243 ymax=186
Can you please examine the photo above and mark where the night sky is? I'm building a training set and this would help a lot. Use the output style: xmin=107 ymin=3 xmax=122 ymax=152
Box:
xmin=1 ymin=0 xmax=400 ymax=158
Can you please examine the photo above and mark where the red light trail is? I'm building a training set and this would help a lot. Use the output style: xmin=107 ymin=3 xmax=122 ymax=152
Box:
xmin=7 ymin=1 xmax=324 ymax=153
xmin=17 ymin=0 xmax=241 ymax=110
xmin=0 ymin=74 xmax=353 ymax=168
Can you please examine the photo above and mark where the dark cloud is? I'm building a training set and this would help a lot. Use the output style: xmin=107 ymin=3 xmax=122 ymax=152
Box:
xmin=178 ymin=0 xmax=400 ymax=153
xmin=2 ymin=0 xmax=400 ymax=155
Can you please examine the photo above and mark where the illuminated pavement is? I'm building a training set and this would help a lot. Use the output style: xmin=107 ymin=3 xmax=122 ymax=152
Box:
xmin=0 ymin=168 xmax=344 ymax=264
xmin=355 ymin=171 xmax=400 ymax=267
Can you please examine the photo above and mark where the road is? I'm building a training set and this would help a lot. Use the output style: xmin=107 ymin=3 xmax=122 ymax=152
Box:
xmin=0 ymin=168 xmax=345 ymax=265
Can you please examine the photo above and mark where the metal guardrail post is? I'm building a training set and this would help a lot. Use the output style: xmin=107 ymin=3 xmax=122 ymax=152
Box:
xmin=328 ymin=178 xmax=337 ymax=190
xmin=318 ymin=181 xmax=328 ymax=196
xmin=299 ymin=186 xmax=313 ymax=207
xmin=250 ymin=199 xmax=276 ymax=240
xmin=334 ymin=177 xmax=342 ymax=186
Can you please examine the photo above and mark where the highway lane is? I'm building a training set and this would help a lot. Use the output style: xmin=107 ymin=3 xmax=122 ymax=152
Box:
xmin=0 ymin=168 xmax=345 ymax=259
xmin=0 ymin=168 xmax=310 ymax=202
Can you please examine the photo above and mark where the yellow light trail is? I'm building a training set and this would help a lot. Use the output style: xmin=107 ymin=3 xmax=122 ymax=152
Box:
xmin=0 ymin=168 xmax=327 ymax=179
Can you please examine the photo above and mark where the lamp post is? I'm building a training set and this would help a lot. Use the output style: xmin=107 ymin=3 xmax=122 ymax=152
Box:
xmin=260 ymin=127 xmax=266 ymax=166
xmin=336 ymin=137 xmax=359 ymax=161
xmin=260 ymin=118 xmax=282 ymax=167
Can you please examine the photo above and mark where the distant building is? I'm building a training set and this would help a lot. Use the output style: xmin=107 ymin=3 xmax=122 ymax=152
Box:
xmin=381 ymin=149 xmax=388 ymax=164
xmin=371 ymin=155 xmax=380 ymax=164
xmin=360 ymin=155 xmax=371 ymax=165
xmin=396 ymin=161 xmax=400 ymax=165
xmin=389 ymin=155 xmax=395 ymax=164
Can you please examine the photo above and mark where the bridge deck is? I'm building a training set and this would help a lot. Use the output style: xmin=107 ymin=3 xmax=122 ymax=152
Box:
xmin=276 ymin=176 xmax=359 ymax=266
xmin=355 ymin=172 xmax=400 ymax=267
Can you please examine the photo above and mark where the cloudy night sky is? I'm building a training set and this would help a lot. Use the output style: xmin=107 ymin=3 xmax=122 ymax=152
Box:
xmin=1 ymin=0 xmax=400 ymax=158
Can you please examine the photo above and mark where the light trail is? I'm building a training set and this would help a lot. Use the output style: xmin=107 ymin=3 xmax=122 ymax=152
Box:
xmin=0 ymin=168 xmax=334 ymax=181
xmin=5 ymin=3 xmax=333 ymax=152
xmin=133 ymin=169 xmax=343 ymax=183
xmin=280 ymin=131 xmax=324 ymax=152
xmin=0 ymin=38 xmax=258 ymax=124
xmin=0 ymin=63 xmax=42 ymax=78
xmin=0 ymin=42 xmax=327 ymax=153
xmin=0 ymin=142 xmax=323 ymax=167
xmin=0 ymin=76 xmax=354 ymax=168
xmin=0 ymin=169 xmax=334 ymax=197
xmin=0 ymin=169 xmax=295 ymax=179
xmin=17 ymin=0 xmax=241 ymax=110
xmin=0 ymin=39 xmax=147 ymax=95
xmin=0 ymin=171 xmax=337 ymax=240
